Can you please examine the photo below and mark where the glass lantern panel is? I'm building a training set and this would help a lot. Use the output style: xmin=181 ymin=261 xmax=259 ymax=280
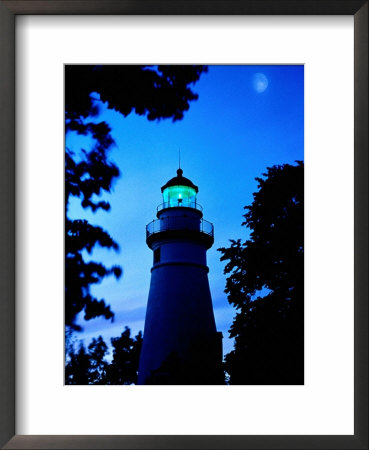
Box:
xmin=162 ymin=185 xmax=197 ymax=207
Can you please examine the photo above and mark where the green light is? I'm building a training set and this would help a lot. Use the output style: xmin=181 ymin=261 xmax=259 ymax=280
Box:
xmin=163 ymin=185 xmax=197 ymax=207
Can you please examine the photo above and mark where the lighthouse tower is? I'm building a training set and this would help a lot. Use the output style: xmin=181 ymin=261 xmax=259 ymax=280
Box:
xmin=138 ymin=169 xmax=223 ymax=385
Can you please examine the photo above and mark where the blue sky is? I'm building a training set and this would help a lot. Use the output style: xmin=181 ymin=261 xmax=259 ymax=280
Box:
xmin=67 ymin=65 xmax=304 ymax=359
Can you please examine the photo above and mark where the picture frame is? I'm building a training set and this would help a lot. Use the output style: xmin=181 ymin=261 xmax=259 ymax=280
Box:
xmin=0 ymin=1 xmax=367 ymax=449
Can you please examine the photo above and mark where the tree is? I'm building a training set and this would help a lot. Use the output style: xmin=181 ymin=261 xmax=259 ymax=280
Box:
xmin=219 ymin=161 xmax=304 ymax=385
xmin=105 ymin=328 xmax=143 ymax=385
xmin=65 ymin=341 xmax=91 ymax=385
xmin=65 ymin=332 xmax=143 ymax=385
xmin=65 ymin=137 xmax=121 ymax=329
xmin=65 ymin=65 xmax=208 ymax=330
xmin=87 ymin=336 xmax=109 ymax=384
xmin=66 ymin=336 xmax=108 ymax=385
xmin=65 ymin=65 xmax=208 ymax=123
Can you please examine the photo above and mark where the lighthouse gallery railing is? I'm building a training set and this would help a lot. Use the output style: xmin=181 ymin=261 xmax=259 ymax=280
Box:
xmin=146 ymin=216 xmax=214 ymax=239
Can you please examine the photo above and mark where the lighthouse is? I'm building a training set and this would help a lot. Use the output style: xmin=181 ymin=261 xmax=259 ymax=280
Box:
xmin=138 ymin=168 xmax=223 ymax=385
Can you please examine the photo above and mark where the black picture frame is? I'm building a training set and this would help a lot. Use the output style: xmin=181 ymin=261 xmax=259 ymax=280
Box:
xmin=0 ymin=1 xmax=367 ymax=449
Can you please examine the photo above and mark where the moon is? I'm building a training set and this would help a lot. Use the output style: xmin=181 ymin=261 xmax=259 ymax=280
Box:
xmin=253 ymin=73 xmax=269 ymax=93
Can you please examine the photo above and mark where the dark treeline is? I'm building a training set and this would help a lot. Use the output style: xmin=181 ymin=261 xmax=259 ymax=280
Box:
xmin=66 ymin=328 xmax=142 ymax=385
xmin=219 ymin=161 xmax=304 ymax=385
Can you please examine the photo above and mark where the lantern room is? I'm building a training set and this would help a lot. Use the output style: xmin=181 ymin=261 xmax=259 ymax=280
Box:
xmin=160 ymin=168 xmax=199 ymax=209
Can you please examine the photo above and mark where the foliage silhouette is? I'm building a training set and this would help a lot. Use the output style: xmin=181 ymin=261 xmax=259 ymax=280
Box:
xmin=65 ymin=65 xmax=208 ymax=123
xmin=105 ymin=328 xmax=143 ymax=385
xmin=65 ymin=332 xmax=143 ymax=385
xmin=87 ymin=336 xmax=109 ymax=384
xmin=219 ymin=161 xmax=304 ymax=385
xmin=65 ymin=65 xmax=208 ymax=330
xmin=65 ymin=340 xmax=91 ymax=385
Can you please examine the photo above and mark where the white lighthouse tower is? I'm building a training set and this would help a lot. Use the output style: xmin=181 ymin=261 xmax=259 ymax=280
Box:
xmin=138 ymin=168 xmax=223 ymax=385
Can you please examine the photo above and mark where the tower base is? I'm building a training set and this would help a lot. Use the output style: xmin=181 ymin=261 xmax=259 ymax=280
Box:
xmin=142 ymin=332 xmax=224 ymax=385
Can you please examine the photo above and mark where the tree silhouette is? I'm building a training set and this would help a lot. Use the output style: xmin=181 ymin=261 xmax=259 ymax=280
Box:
xmin=65 ymin=65 xmax=208 ymax=123
xmin=87 ymin=336 xmax=109 ymax=384
xmin=65 ymin=332 xmax=143 ymax=385
xmin=105 ymin=328 xmax=143 ymax=385
xmin=65 ymin=341 xmax=91 ymax=385
xmin=65 ymin=65 xmax=208 ymax=330
xmin=219 ymin=162 xmax=304 ymax=385
xmin=66 ymin=336 xmax=108 ymax=384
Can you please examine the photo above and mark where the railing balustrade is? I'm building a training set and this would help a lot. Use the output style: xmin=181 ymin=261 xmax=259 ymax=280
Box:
xmin=146 ymin=215 xmax=214 ymax=239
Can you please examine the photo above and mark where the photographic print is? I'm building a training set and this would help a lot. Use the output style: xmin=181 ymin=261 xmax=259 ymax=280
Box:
xmin=65 ymin=65 xmax=304 ymax=385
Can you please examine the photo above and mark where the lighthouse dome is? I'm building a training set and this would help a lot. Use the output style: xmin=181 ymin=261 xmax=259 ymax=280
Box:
xmin=161 ymin=168 xmax=198 ymax=193
xmin=160 ymin=169 xmax=199 ymax=211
